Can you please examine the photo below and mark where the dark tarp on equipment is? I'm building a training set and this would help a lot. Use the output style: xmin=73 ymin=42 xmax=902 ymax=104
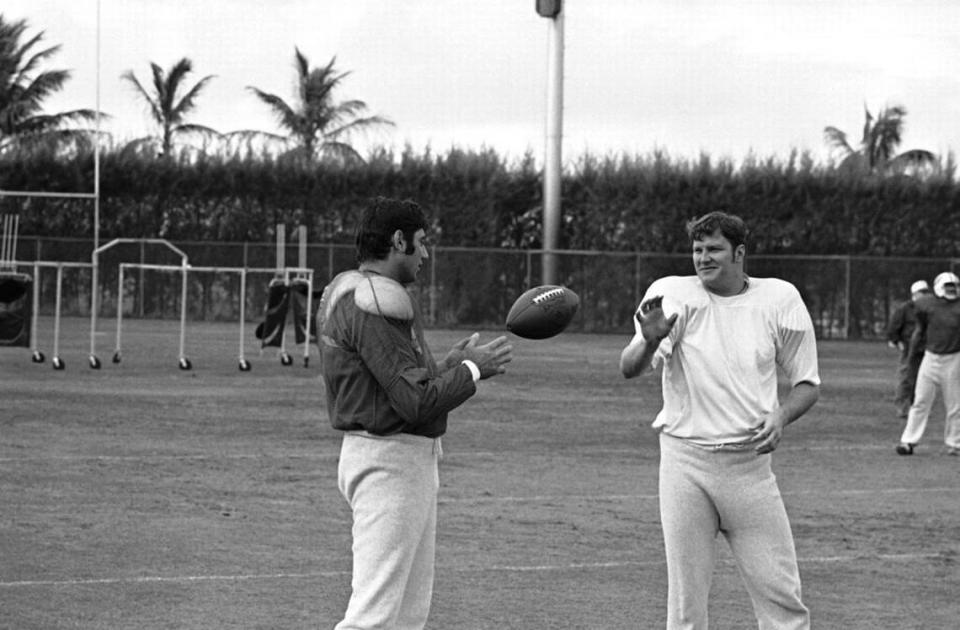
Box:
xmin=289 ymin=278 xmax=320 ymax=345
xmin=255 ymin=278 xmax=290 ymax=348
xmin=0 ymin=272 xmax=32 ymax=347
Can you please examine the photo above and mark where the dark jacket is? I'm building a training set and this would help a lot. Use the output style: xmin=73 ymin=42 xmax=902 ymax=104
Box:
xmin=318 ymin=270 xmax=476 ymax=438
xmin=887 ymin=300 xmax=918 ymax=347
xmin=912 ymin=295 xmax=960 ymax=356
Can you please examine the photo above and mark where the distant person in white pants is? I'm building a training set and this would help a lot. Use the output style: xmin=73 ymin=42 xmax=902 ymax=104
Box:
xmin=317 ymin=197 xmax=512 ymax=629
xmin=620 ymin=211 xmax=820 ymax=630
xmin=897 ymin=271 xmax=960 ymax=456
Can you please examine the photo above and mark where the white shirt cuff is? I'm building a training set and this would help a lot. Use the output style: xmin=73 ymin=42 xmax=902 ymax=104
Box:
xmin=461 ymin=360 xmax=481 ymax=382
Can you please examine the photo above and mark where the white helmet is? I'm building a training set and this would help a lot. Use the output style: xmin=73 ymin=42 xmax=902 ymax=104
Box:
xmin=933 ymin=272 xmax=960 ymax=300
xmin=910 ymin=280 xmax=930 ymax=295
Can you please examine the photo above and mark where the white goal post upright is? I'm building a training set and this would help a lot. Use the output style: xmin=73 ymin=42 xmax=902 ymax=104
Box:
xmin=88 ymin=0 xmax=103 ymax=367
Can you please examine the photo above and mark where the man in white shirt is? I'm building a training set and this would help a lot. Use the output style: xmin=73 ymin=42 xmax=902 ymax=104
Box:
xmin=620 ymin=211 xmax=820 ymax=630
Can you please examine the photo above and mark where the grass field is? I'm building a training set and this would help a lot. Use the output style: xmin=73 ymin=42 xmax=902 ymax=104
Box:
xmin=2 ymin=317 xmax=959 ymax=629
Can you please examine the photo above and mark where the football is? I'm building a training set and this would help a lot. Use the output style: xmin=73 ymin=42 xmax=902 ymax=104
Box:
xmin=505 ymin=285 xmax=580 ymax=339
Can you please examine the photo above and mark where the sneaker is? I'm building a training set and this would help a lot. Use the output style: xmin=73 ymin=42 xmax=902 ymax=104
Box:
xmin=896 ymin=443 xmax=914 ymax=455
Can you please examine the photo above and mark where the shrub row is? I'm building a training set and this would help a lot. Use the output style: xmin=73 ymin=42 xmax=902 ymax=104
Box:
xmin=2 ymin=145 xmax=958 ymax=257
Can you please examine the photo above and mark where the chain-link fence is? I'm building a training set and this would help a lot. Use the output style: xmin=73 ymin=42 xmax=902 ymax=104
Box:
xmin=9 ymin=236 xmax=957 ymax=339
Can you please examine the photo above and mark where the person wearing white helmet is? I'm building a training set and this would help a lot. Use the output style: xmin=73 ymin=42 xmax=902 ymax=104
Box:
xmin=886 ymin=279 xmax=931 ymax=420
xmin=897 ymin=271 xmax=960 ymax=455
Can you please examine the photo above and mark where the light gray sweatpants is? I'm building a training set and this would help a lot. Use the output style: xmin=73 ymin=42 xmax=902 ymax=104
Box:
xmin=335 ymin=432 xmax=441 ymax=630
xmin=658 ymin=433 xmax=809 ymax=630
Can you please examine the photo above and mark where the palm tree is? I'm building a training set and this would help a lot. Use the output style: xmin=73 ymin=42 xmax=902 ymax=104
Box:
xmin=0 ymin=14 xmax=100 ymax=153
xmin=121 ymin=58 xmax=218 ymax=157
xmin=823 ymin=104 xmax=935 ymax=174
xmin=245 ymin=48 xmax=393 ymax=163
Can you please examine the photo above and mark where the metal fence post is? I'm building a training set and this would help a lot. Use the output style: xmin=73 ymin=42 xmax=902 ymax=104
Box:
xmin=844 ymin=256 xmax=851 ymax=340
xmin=429 ymin=244 xmax=437 ymax=325
xmin=138 ymin=240 xmax=145 ymax=317
xmin=635 ymin=253 xmax=641 ymax=308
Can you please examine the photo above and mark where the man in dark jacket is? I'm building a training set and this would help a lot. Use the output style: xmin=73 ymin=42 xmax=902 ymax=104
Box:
xmin=886 ymin=280 xmax=931 ymax=419
xmin=318 ymin=197 xmax=512 ymax=629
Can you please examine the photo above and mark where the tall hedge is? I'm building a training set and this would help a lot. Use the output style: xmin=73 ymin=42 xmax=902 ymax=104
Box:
xmin=2 ymin=144 xmax=958 ymax=257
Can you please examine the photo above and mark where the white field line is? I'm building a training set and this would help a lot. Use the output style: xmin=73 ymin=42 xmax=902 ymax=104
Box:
xmin=0 ymin=553 xmax=951 ymax=589
xmin=0 ymin=442 xmax=903 ymax=464
xmin=0 ymin=453 xmax=341 ymax=463
xmin=1 ymin=458 xmax=955 ymax=506
xmin=441 ymin=486 xmax=959 ymax=504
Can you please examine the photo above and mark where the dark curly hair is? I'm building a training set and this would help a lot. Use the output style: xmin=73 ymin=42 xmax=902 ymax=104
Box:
xmin=355 ymin=197 xmax=429 ymax=262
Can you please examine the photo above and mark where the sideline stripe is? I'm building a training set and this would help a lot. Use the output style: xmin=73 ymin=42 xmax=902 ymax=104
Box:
xmin=0 ymin=553 xmax=950 ymax=588
xmin=0 ymin=453 xmax=341 ymax=463
xmin=441 ymin=486 xmax=959 ymax=504
xmin=0 ymin=443 xmax=903 ymax=464
xmin=442 ymin=493 xmax=659 ymax=503
xmin=0 ymin=571 xmax=350 ymax=588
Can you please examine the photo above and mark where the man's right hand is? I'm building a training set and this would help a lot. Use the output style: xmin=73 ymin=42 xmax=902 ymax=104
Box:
xmin=637 ymin=296 xmax=678 ymax=342
xmin=462 ymin=333 xmax=513 ymax=379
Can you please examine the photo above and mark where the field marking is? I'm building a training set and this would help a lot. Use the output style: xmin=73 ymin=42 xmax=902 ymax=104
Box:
xmin=454 ymin=444 xmax=909 ymax=455
xmin=441 ymin=486 xmax=959 ymax=504
xmin=0 ymin=571 xmax=350 ymax=588
xmin=0 ymin=453 xmax=341 ymax=463
xmin=0 ymin=553 xmax=951 ymax=588
xmin=442 ymin=493 xmax=661 ymax=503
xmin=0 ymin=442 xmax=902 ymax=464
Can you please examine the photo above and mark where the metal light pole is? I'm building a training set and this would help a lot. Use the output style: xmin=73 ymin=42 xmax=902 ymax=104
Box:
xmin=537 ymin=0 xmax=564 ymax=286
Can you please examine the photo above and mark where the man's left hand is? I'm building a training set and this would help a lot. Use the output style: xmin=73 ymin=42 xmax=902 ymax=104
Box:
xmin=752 ymin=414 xmax=786 ymax=454
xmin=441 ymin=333 xmax=477 ymax=370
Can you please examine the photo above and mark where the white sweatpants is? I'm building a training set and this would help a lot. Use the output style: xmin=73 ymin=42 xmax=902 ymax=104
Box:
xmin=658 ymin=433 xmax=809 ymax=630
xmin=900 ymin=350 xmax=960 ymax=449
xmin=335 ymin=432 xmax=441 ymax=630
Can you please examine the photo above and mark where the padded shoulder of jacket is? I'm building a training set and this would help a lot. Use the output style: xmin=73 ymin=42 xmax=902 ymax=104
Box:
xmin=355 ymin=274 xmax=414 ymax=320
xmin=320 ymin=270 xmax=414 ymax=322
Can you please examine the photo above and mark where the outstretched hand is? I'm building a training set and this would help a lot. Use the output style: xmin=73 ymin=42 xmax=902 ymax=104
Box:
xmin=636 ymin=296 xmax=678 ymax=342
xmin=460 ymin=333 xmax=513 ymax=379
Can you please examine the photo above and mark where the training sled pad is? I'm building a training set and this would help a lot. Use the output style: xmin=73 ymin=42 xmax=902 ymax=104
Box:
xmin=0 ymin=272 xmax=32 ymax=347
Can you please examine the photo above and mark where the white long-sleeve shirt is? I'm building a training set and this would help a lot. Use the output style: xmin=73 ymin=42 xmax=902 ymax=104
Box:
xmin=633 ymin=275 xmax=820 ymax=444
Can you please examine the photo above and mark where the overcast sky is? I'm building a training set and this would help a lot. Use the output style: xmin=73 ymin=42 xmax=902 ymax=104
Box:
xmin=5 ymin=0 xmax=959 ymax=166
